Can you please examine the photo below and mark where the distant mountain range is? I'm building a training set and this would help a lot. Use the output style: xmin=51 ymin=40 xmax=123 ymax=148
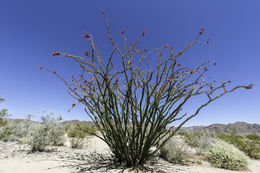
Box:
xmin=6 ymin=118 xmax=260 ymax=136
xmin=180 ymin=122 xmax=260 ymax=136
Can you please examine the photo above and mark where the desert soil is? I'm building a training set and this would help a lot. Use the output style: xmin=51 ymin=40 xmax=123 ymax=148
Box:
xmin=0 ymin=136 xmax=260 ymax=173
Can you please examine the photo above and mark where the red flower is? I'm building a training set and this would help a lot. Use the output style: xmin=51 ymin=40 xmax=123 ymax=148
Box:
xmin=163 ymin=45 xmax=169 ymax=48
xmin=200 ymin=27 xmax=205 ymax=32
xmin=177 ymin=52 xmax=183 ymax=56
xmin=111 ymin=61 xmax=114 ymax=68
xmin=52 ymin=52 xmax=61 ymax=56
xmin=85 ymin=51 xmax=90 ymax=56
xmin=244 ymin=83 xmax=254 ymax=89
xmin=203 ymin=67 xmax=208 ymax=71
xmin=142 ymin=29 xmax=147 ymax=37
xmin=37 ymin=66 xmax=44 ymax=69
xmin=177 ymin=64 xmax=181 ymax=66
xmin=121 ymin=29 xmax=125 ymax=35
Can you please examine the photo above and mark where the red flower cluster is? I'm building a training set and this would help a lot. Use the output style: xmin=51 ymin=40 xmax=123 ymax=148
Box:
xmin=52 ymin=52 xmax=61 ymax=56
xmin=244 ymin=84 xmax=254 ymax=89
xmin=142 ymin=29 xmax=147 ymax=37
xmin=85 ymin=51 xmax=90 ymax=56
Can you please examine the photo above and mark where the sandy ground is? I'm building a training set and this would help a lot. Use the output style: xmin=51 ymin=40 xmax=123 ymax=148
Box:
xmin=0 ymin=136 xmax=260 ymax=173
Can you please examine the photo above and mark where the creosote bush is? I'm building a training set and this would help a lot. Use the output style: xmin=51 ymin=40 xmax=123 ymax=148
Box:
xmin=66 ymin=123 xmax=98 ymax=137
xmin=70 ymin=133 xmax=85 ymax=149
xmin=41 ymin=11 xmax=253 ymax=167
xmin=67 ymin=126 xmax=86 ymax=138
xmin=206 ymin=139 xmax=248 ymax=171
xmin=66 ymin=124 xmax=89 ymax=148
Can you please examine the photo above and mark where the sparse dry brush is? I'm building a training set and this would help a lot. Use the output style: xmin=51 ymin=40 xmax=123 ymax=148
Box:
xmin=40 ymin=11 xmax=253 ymax=167
xmin=28 ymin=113 xmax=65 ymax=152
xmin=0 ymin=98 xmax=11 ymax=141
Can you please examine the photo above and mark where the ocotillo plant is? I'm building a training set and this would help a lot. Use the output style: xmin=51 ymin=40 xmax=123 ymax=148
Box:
xmin=40 ymin=11 xmax=253 ymax=167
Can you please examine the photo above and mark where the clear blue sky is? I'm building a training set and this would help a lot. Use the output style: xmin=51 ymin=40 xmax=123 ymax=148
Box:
xmin=0 ymin=0 xmax=259 ymax=126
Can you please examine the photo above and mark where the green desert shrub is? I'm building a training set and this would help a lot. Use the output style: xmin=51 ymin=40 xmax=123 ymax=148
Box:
xmin=67 ymin=126 xmax=86 ymax=138
xmin=67 ymin=123 xmax=98 ymax=138
xmin=67 ymin=125 xmax=86 ymax=148
xmin=243 ymin=141 xmax=260 ymax=159
xmin=246 ymin=134 xmax=260 ymax=141
xmin=206 ymin=139 xmax=248 ymax=171
xmin=217 ymin=133 xmax=260 ymax=159
xmin=160 ymin=136 xmax=189 ymax=164
xmin=79 ymin=123 xmax=98 ymax=135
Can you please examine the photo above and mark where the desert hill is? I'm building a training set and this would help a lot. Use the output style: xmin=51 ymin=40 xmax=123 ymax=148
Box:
xmin=180 ymin=122 xmax=260 ymax=135
xmin=6 ymin=118 xmax=260 ymax=135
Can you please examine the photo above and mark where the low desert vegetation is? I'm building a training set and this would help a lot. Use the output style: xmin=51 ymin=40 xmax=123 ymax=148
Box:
xmin=217 ymin=133 xmax=260 ymax=159
xmin=206 ymin=139 xmax=248 ymax=170
xmin=65 ymin=122 xmax=98 ymax=137
xmin=160 ymin=136 xmax=190 ymax=164
xmin=0 ymin=98 xmax=12 ymax=141
xmin=181 ymin=131 xmax=216 ymax=155
xmin=66 ymin=125 xmax=86 ymax=148
xmin=65 ymin=122 xmax=98 ymax=148
xmin=25 ymin=113 xmax=65 ymax=152
xmin=172 ymin=132 xmax=250 ymax=170
xmin=0 ymin=97 xmax=256 ymax=172
xmin=70 ymin=134 xmax=85 ymax=149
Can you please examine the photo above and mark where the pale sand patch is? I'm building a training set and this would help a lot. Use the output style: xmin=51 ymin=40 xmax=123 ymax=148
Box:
xmin=0 ymin=159 xmax=73 ymax=173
